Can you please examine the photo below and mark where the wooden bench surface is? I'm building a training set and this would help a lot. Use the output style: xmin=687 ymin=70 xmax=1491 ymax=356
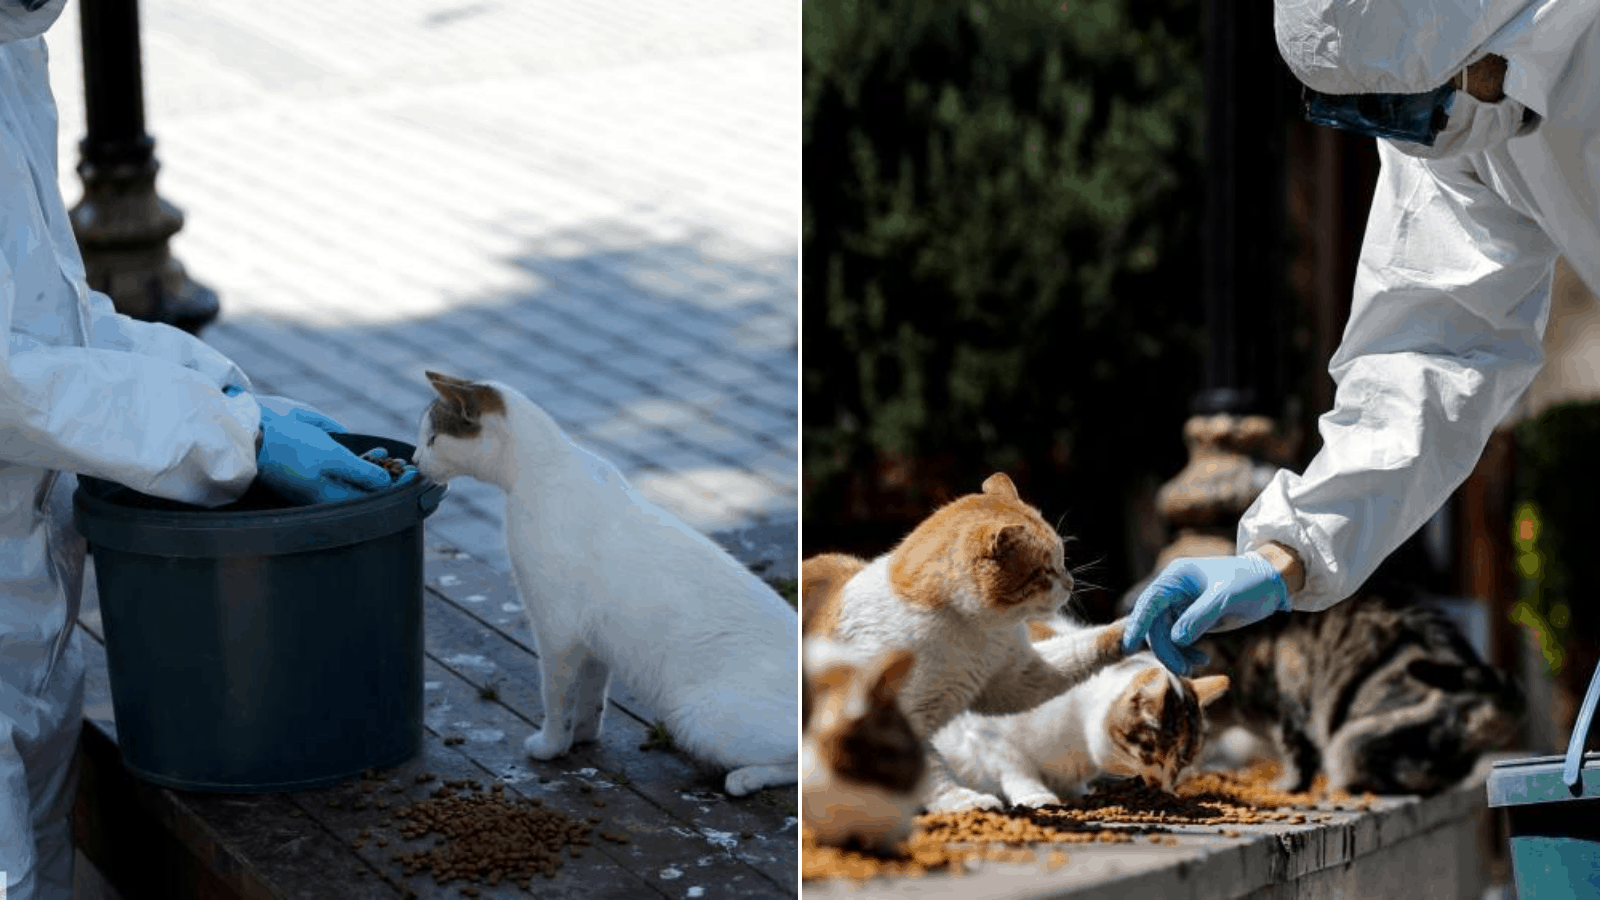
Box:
xmin=802 ymin=753 xmax=1513 ymax=899
xmin=74 ymin=541 xmax=799 ymax=900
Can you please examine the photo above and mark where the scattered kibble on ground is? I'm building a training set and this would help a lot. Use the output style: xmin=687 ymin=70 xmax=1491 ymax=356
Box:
xmin=803 ymin=761 xmax=1379 ymax=881
xmin=391 ymin=783 xmax=593 ymax=890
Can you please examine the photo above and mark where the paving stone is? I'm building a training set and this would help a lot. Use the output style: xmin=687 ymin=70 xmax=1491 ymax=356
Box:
xmin=42 ymin=0 xmax=795 ymax=546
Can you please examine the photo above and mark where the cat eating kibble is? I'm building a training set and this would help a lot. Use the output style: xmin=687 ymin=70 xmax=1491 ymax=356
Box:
xmin=413 ymin=371 xmax=797 ymax=797
xmin=935 ymin=614 xmax=1230 ymax=806
xmin=802 ymin=473 xmax=1130 ymax=812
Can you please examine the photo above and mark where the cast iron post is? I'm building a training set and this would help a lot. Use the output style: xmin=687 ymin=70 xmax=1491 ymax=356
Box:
xmin=1151 ymin=0 xmax=1293 ymax=568
xmin=69 ymin=0 xmax=218 ymax=335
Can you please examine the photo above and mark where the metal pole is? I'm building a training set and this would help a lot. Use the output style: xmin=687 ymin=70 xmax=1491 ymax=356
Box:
xmin=70 ymin=0 xmax=219 ymax=335
xmin=1149 ymin=0 xmax=1292 ymax=567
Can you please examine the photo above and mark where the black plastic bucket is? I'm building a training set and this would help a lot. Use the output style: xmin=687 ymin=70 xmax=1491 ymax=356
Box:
xmin=72 ymin=433 xmax=447 ymax=792
xmin=1488 ymin=662 xmax=1600 ymax=897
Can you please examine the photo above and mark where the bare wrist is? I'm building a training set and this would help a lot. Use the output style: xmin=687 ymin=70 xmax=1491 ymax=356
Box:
xmin=1460 ymin=54 xmax=1506 ymax=103
xmin=1255 ymin=541 xmax=1306 ymax=595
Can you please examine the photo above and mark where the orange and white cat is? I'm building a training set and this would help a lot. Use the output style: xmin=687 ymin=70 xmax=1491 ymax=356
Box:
xmin=414 ymin=371 xmax=797 ymax=796
xmin=804 ymin=473 xmax=1128 ymax=812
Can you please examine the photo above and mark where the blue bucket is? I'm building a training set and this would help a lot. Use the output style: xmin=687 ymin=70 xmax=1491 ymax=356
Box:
xmin=72 ymin=433 xmax=447 ymax=792
xmin=1487 ymin=662 xmax=1600 ymax=898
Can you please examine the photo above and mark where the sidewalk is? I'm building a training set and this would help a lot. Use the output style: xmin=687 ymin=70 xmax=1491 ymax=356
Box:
xmin=43 ymin=0 xmax=799 ymax=577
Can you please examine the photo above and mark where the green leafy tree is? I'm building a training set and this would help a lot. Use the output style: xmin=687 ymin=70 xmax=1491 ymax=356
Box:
xmin=804 ymin=0 xmax=1209 ymax=610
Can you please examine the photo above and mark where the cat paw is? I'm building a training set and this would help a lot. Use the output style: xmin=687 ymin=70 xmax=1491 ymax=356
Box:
xmin=1008 ymin=790 xmax=1061 ymax=808
xmin=724 ymin=764 xmax=795 ymax=797
xmin=925 ymin=787 xmax=1004 ymax=813
xmin=572 ymin=718 xmax=605 ymax=745
xmin=523 ymin=729 xmax=573 ymax=761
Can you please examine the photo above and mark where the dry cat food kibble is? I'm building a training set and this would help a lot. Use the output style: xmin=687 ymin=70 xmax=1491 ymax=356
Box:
xmin=803 ymin=762 xmax=1380 ymax=882
xmin=802 ymin=813 xmax=1132 ymax=881
xmin=359 ymin=449 xmax=411 ymax=480
xmin=390 ymin=783 xmax=594 ymax=890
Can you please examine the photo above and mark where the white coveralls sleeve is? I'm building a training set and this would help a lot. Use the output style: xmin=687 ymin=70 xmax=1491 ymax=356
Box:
xmin=0 ymin=31 xmax=260 ymax=508
xmin=0 ymin=283 xmax=263 ymax=509
xmin=1237 ymin=141 xmax=1560 ymax=610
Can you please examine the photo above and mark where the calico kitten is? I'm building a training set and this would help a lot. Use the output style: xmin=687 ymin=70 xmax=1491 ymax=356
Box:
xmin=414 ymin=371 xmax=797 ymax=796
xmin=802 ymin=638 xmax=926 ymax=853
xmin=807 ymin=473 xmax=1128 ymax=812
xmin=1123 ymin=578 xmax=1524 ymax=794
xmin=935 ymin=616 xmax=1229 ymax=807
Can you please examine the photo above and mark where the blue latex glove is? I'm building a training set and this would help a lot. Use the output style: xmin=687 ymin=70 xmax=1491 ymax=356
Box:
xmin=225 ymin=385 xmax=393 ymax=504
xmin=1121 ymin=552 xmax=1293 ymax=676
xmin=358 ymin=446 xmax=421 ymax=489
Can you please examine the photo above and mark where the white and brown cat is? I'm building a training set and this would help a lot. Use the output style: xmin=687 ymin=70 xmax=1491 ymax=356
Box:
xmin=935 ymin=615 xmax=1229 ymax=806
xmin=802 ymin=635 xmax=926 ymax=852
xmin=413 ymin=371 xmax=797 ymax=796
xmin=803 ymin=473 xmax=1129 ymax=812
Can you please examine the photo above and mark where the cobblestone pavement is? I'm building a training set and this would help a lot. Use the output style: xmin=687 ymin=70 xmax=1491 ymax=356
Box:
xmin=43 ymin=0 xmax=798 ymax=574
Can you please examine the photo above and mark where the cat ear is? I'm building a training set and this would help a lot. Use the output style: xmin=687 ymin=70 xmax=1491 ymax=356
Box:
xmin=868 ymin=649 xmax=916 ymax=707
xmin=425 ymin=370 xmax=474 ymax=388
xmin=428 ymin=377 xmax=506 ymax=423
xmin=984 ymin=523 xmax=1030 ymax=559
xmin=981 ymin=472 xmax=1019 ymax=500
xmin=1188 ymin=674 xmax=1231 ymax=708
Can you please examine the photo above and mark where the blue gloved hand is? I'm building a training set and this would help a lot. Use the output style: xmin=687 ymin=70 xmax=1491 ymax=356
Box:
xmin=226 ymin=385 xmax=393 ymax=505
xmin=1121 ymin=552 xmax=1292 ymax=675
xmin=358 ymin=446 xmax=421 ymax=489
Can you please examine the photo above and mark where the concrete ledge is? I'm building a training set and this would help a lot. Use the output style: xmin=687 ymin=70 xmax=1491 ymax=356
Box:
xmin=805 ymin=754 xmax=1513 ymax=899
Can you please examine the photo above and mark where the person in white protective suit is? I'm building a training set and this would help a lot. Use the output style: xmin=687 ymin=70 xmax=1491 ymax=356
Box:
xmin=1124 ymin=0 xmax=1600 ymax=674
xmin=0 ymin=2 xmax=412 ymax=896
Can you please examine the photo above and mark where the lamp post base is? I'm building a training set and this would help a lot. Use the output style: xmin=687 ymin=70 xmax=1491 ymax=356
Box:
xmin=69 ymin=152 xmax=219 ymax=337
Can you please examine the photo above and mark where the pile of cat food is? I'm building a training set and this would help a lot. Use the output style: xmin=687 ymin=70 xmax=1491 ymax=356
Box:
xmin=385 ymin=779 xmax=597 ymax=892
xmin=801 ymin=814 xmax=1115 ymax=881
xmin=803 ymin=761 xmax=1380 ymax=882
xmin=359 ymin=448 xmax=411 ymax=480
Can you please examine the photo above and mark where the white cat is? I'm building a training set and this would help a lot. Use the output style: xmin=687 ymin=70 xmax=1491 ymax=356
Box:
xmin=413 ymin=371 xmax=797 ymax=796
xmin=934 ymin=616 xmax=1229 ymax=807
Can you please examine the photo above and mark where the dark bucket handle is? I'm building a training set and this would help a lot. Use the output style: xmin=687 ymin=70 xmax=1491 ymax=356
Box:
xmin=1564 ymin=662 xmax=1600 ymax=793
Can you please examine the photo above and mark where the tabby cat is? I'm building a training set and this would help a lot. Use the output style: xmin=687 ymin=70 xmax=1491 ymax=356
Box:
xmin=1122 ymin=580 xmax=1524 ymax=794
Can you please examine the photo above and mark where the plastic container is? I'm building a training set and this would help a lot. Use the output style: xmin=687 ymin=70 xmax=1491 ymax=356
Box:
xmin=1487 ymin=661 xmax=1600 ymax=898
xmin=72 ymin=433 xmax=447 ymax=792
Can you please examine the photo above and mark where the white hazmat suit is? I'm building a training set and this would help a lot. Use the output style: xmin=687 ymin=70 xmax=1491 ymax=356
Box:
xmin=1243 ymin=0 xmax=1600 ymax=610
xmin=0 ymin=2 xmax=263 ymax=895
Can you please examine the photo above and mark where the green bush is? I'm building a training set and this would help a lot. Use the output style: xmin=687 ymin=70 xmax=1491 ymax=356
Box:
xmin=1514 ymin=401 xmax=1600 ymax=688
xmin=803 ymin=0 xmax=1209 ymax=605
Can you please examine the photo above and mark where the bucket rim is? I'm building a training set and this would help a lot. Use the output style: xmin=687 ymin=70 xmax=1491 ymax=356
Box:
xmin=73 ymin=433 xmax=439 ymax=527
xmin=72 ymin=433 xmax=448 ymax=557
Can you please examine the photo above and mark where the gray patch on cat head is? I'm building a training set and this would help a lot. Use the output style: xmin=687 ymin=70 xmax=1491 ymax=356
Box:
xmin=424 ymin=371 xmax=506 ymax=443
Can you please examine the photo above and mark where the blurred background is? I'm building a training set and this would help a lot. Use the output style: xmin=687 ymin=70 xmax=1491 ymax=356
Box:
xmin=802 ymin=0 xmax=1600 ymax=754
